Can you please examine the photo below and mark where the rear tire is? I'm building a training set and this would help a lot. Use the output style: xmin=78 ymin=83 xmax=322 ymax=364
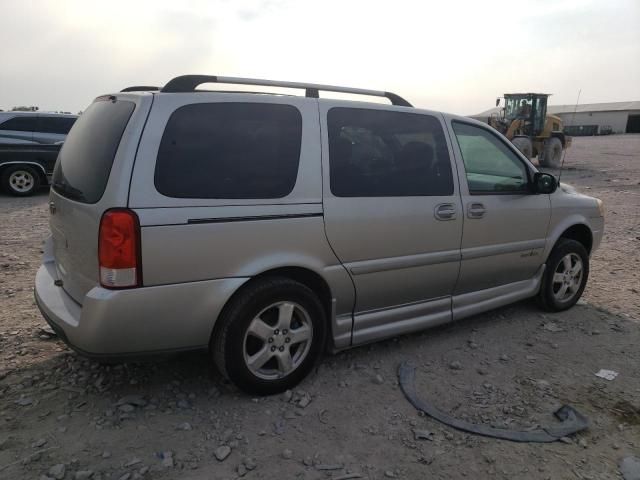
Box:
xmin=539 ymin=137 xmax=563 ymax=168
xmin=1 ymin=165 xmax=41 ymax=196
xmin=537 ymin=239 xmax=589 ymax=311
xmin=212 ymin=277 xmax=327 ymax=395
xmin=511 ymin=137 xmax=533 ymax=160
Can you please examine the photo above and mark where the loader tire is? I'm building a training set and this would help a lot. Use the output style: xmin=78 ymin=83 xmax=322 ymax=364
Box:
xmin=539 ymin=137 xmax=563 ymax=168
xmin=511 ymin=137 xmax=533 ymax=160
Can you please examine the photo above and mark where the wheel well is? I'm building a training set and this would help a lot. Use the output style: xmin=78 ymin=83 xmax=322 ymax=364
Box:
xmin=251 ymin=267 xmax=333 ymax=319
xmin=0 ymin=163 xmax=47 ymax=185
xmin=0 ymin=163 xmax=11 ymax=180
xmin=35 ymin=166 xmax=48 ymax=185
xmin=551 ymin=131 xmax=566 ymax=147
xmin=211 ymin=267 xmax=334 ymax=345
xmin=558 ymin=224 xmax=593 ymax=254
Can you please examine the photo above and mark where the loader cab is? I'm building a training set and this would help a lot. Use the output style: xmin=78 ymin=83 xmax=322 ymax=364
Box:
xmin=503 ymin=93 xmax=549 ymax=137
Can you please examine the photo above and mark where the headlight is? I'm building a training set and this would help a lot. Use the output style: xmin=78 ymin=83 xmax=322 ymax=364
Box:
xmin=596 ymin=198 xmax=604 ymax=217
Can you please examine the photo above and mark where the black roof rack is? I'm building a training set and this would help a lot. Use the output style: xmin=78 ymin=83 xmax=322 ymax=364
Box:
xmin=120 ymin=86 xmax=161 ymax=92
xmin=160 ymin=75 xmax=412 ymax=107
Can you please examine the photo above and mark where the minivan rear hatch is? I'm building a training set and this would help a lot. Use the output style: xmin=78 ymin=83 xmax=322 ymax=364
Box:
xmin=49 ymin=94 xmax=146 ymax=304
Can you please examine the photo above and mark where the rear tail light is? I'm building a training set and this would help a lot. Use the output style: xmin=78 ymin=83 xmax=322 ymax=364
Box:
xmin=98 ymin=209 xmax=142 ymax=288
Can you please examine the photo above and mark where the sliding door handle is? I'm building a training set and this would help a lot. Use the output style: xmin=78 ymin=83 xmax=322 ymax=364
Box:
xmin=435 ymin=203 xmax=457 ymax=220
xmin=467 ymin=203 xmax=486 ymax=219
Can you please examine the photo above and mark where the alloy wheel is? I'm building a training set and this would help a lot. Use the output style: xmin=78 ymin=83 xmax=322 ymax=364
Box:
xmin=9 ymin=170 xmax=35 ymax=193
xmin=552 ymin=253 xmax=583 ymax=302
xmin=242 ymin=301 xmax=313 ymax=380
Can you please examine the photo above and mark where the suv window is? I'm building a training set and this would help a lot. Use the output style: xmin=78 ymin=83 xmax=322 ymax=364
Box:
xmin=155 ymin=103 xmax=302 ymax=199
xmin=327 ymin=108 xmax=453 ymax=197
xmin=0 ymin=115 xmax=37 ymax=132
xmin=38 ymin=116 xmax=77 ymax=134
xmin=52 ymin=98 xmax=135 ymax=203
xmin=452 ymin=121 xmax=529 ymax=194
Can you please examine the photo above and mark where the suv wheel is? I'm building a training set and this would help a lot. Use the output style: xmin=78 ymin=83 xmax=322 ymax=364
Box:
xmin=2 ymin=165 xmax=41 ymax=196
xmin=212 ymin=277 xmax=326 ymax=395
xmin=537 ymin=239 xmax=589 ymax=311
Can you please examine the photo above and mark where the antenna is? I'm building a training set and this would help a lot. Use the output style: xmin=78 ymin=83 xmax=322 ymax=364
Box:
xmin=557 ymin=89 xmax=581 ymax=185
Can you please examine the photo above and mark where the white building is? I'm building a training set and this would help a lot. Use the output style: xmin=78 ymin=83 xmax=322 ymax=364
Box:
xmin=471 ymin=100 xmax=640 ymax=135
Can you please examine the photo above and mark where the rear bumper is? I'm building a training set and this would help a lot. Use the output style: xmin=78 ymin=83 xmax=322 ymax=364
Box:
xmin=34 ymin=261 xmax=248 ymax=358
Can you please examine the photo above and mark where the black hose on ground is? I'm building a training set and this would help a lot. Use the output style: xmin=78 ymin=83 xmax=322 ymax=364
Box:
xmin=398 ymin=362 xmax=589 ymax=443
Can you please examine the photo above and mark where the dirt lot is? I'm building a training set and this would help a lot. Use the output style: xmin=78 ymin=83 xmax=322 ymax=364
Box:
xmin=1 ymin=135 xmax=639 ymax=480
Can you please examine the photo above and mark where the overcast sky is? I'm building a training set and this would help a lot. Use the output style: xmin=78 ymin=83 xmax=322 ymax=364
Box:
xmin=1 ymin=0 xmax=638 ymax=115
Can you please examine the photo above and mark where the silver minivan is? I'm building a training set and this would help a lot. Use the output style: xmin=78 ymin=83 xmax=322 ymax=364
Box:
xmin=35 ymin=76 xmax=604 ymax=394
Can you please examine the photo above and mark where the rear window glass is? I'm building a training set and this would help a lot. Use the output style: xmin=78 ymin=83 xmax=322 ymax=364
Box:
xmin=52 ymin=98 xmax=135 ymax=203
xmin=155 ymin=103 xmax=302 ymax=199
xmin=0 ymin=116 xmax=37 ymax=132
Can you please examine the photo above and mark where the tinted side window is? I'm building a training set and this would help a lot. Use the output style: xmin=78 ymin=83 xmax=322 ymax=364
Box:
xmin=52 ymin=99 xmax=135 ymax=203
xmin=452 ymin=122 xmax=529 ymax=194
xmin=0 ymin=116 xmax=37 ymax=132
xmin=327 ymin=108 xmax=453 ymax=197
xmin=155 ymin=103 xmax=302 ymax=199
xmin=38 ymin=117 xmax=77 ymax=134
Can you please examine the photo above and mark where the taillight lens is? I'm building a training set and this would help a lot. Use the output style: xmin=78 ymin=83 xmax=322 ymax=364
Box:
xmin=98 ymin=209 xmax=141 ymax=288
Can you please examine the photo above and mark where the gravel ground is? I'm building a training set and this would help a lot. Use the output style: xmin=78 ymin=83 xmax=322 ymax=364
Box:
xmin=0 ymin=135 xmax=639 ymax=480
xmin=550 ymin=135 xmax=640 ymax=320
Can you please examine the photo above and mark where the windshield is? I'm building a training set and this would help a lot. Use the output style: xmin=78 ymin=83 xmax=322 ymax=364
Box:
xmin=52 ymin=98 xmax=135 ymax=203
xmin=504 ymin=95 xmax=547 ymax=136
xmin=505 ymin=96 xmax=532 ymax=121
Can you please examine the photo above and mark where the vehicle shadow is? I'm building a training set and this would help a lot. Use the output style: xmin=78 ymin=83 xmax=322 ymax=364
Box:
xmin=0 ymin=299 xmax=568 ymax=403
xmin=0 ymin=186 xmax=50 ymax=198
xmin=1 ymin=298 xmax=636 ymax=478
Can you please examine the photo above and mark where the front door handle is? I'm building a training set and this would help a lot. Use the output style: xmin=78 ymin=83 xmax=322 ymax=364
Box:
xmin=467 ymin=202 xmax=486 ymax=219
xmin=435 ymin=203 xmax=457 ymax=221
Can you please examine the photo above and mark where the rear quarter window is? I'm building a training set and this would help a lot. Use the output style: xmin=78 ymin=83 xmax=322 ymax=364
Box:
xmin=0 ymin=116 xmax=37 ymax=132
xmin=154 ymin=103 xmax=302 ymax=199
xmin=52 ymin=98 xmax=135 ymax=203
xmin=38 ymin=116 xmax=77 ymax=134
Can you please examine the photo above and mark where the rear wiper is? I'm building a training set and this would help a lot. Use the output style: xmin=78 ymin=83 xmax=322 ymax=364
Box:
xmin=52 ymin=181 xmax=86 ymax=201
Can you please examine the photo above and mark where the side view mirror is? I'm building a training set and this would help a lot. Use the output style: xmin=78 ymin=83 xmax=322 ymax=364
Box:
xmin=496 ymin=98 xmax=501 ymax=107
xmin=534 ymin=172 xmax=557 ymax=194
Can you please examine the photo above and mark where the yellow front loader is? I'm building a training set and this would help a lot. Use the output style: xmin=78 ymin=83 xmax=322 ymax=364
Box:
xmin=489 ymin=93 xmax=571 ymax=168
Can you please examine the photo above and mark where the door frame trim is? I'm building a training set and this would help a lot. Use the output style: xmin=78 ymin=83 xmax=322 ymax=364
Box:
xmin=452 ymin=265 xmax=545 ymax=321
xmin=348 ymin=249 xmax=461 ymax=275
xmin=343 ymin=266 xmax=545 ymax=349
xmin=352 ymin=296 xmax=451 ymax=346
xmin=461 ymin=238 xmax=546 ymax=261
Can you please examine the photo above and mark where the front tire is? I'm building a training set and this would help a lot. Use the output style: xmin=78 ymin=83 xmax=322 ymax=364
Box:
xmin=537 ymin=239 xmax=589 ymax=311
xmin=1 ymin=165 xmax=41 ymax=196
xmin=539 ymin=137 xmax=563 ymax=168
xmin=512 ymin=137 xmax=533 ymax=160
xmin=212 ymin=277 xmax=327 ymax=395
